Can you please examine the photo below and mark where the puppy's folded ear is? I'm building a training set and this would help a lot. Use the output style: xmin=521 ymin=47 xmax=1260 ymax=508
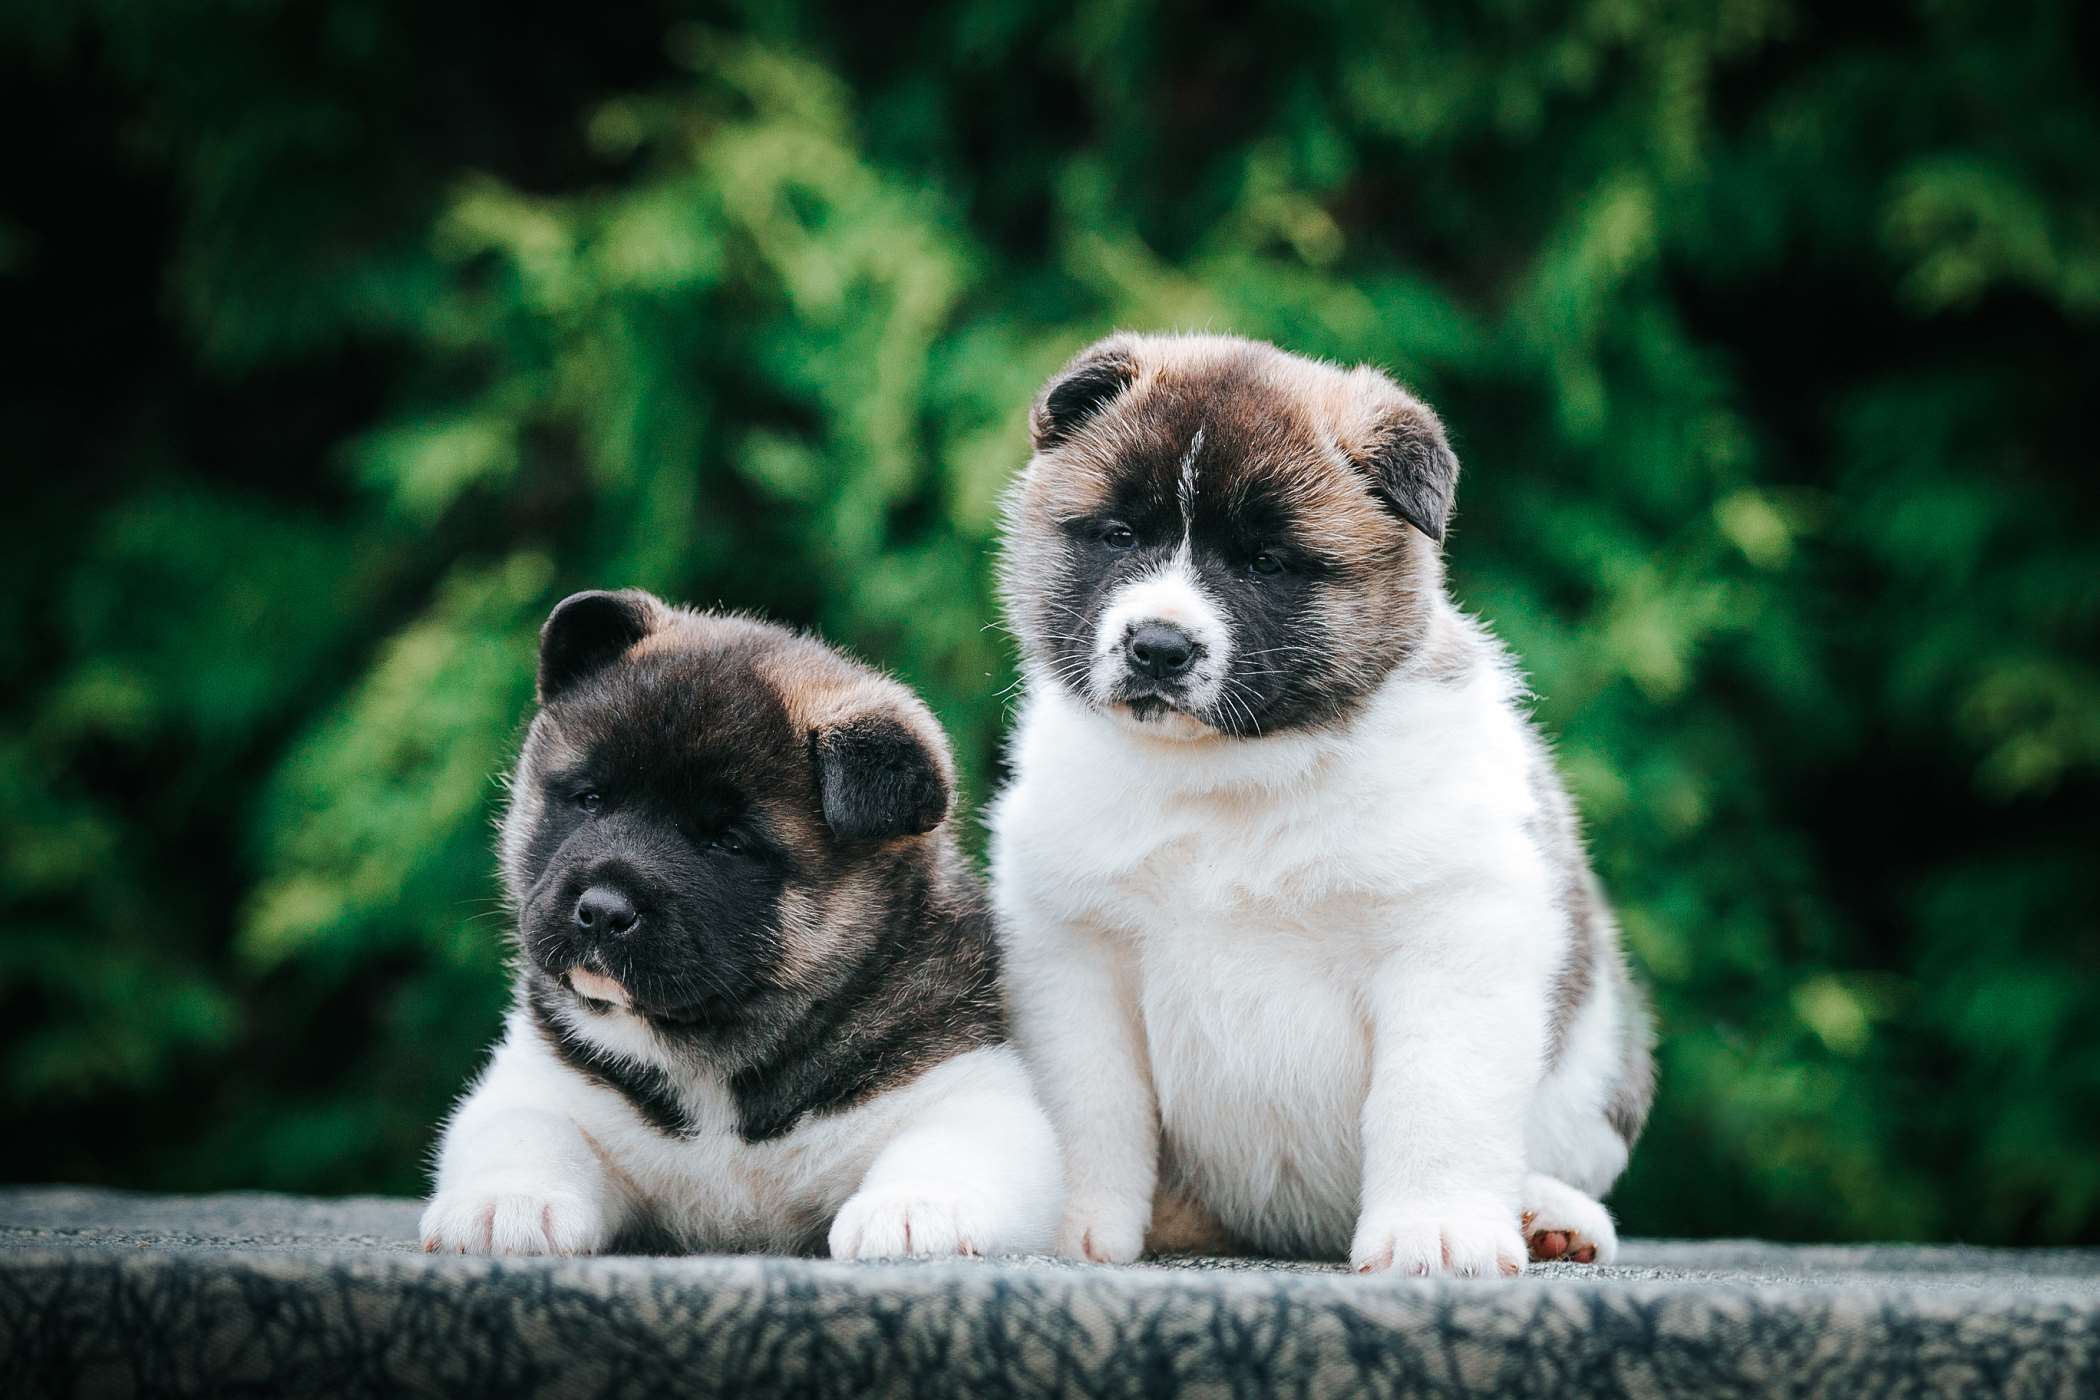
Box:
xmin=1348 ymin=369 xmax=1461 ymax=544
xmin=1031 ymin=336 xmax=1143 ymax=450
xmin=538 ymin=589 xmax=666 ymax=701
xmin=813 ymin=711 xmax=953 ymax=844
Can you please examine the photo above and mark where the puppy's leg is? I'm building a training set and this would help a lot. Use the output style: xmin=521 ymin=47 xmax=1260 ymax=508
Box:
xmin=1004 ymin=909 xmax=1159 ymax=1264
xmin=1352 ymin=897 xmax=1550 ymax=1278
xmin=829 ymin=1050 xmax=1062 ymax=1260
xmin=420 ymin=1026 xmax=623 ymax=1256
xmin=1521 ymin=1171 xmax=1618 ymax=1265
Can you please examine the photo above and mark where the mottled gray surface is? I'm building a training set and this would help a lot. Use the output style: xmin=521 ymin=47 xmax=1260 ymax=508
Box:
xmin=3 ymin=1187 xmax=2098 ymax=1398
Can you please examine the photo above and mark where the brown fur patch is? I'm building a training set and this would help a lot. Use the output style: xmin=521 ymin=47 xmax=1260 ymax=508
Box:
xmin=1606 ymin=969 xmax=1658 ymax=1145
xmin=1145 ymin=1183 xmax=1247 ymax=1257
xmin=1018 ymin=333 xmax=1450 ymax=561
xmin=1526 ymin=749 xmax=1599 ymax=1066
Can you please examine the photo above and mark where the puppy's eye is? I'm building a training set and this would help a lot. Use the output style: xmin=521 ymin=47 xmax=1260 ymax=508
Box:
xmin=1101 ymin=524 xmax=1136 ymax=549
xmin=711 ymin=831 xmax=749 ymax=856
xmin=574 ymin=789 xmax=604 ymax=814
xmin=1249 ymin=551 xmax=1286 ymax=577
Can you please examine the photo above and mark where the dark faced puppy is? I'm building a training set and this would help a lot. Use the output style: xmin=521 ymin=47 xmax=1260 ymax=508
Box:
xmin=502 ymin=591 xmax=995 ymax=1141
xmin=425 ymin=592 xmax=1060 ymax=1259
xmin=1000 ymin=332 xmax=1459 ymax=735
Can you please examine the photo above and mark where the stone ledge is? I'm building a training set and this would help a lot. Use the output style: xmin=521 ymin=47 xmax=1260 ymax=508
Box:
xmin=3 ymin=1187 xmax=2096 ymax=1397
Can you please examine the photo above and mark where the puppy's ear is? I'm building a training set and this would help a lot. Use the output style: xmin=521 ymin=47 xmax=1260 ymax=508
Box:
xmin=813 ymin=710 xmax=953 ymax=844
xmin=538 ymin=589 xmax=665 ymax=701
xmin=1349 ymin=369 xmax=1460 ymax=544
xmin=1031 ymin=337 xmax=1143 ymax=450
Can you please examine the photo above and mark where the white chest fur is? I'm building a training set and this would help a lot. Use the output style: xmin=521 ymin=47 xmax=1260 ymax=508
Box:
xmin=1138 ymin=910 xmax=1372 ymax=1254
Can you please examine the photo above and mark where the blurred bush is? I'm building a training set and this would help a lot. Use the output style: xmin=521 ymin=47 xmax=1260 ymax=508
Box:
xmin=2 ymin=1 xmax=2096 ymax=1242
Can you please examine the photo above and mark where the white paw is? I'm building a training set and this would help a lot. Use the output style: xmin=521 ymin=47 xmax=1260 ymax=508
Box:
xmin=829 ymin=1184 xmax=1002 ymax=1260
xmin=1350 ymin=1199 xmax=1526 ymax=1278
xmin=419 ymin=1187 xmax=608 ymax=1257
xmin=1521 ymin=1174 xmax=1618 ymax=1265
xmin=1052 ymin=1200 xmax=1148 ymax=1264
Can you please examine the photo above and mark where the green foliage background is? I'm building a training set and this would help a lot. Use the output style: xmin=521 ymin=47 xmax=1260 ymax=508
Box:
xmin=4 ymin=1 xmax=2096 ymax=1243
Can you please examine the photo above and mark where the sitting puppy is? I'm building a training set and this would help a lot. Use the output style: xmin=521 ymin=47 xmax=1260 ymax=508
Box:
xmin=990 ymin=333 xmax=1654 ymax=1276
xmin=423 ymin=591 xmax=1059 ymax=1258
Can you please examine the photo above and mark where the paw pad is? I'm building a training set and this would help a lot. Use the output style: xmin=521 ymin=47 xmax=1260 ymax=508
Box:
xmin=1525 ymin=1227 xmax=1599 ymax=1264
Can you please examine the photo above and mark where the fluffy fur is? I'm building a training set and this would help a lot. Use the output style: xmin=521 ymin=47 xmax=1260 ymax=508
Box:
xmin=423 ymin=592 xmax=1060 ymax=1258
xmin=990 ymin=333 xmax=1653 ymax=1276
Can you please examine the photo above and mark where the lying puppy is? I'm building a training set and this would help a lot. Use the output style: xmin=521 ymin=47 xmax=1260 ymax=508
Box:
xmin=991 ymin=333 xmax=1654 ymax=1276
xmin=423 ymin=591 xmax=1059 ymax=1258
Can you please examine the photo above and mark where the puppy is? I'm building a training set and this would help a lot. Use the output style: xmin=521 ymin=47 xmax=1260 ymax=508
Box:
xmin=990 ymin=333 xmax=1654 ymax=1276
xmin=422 ymin=591 xmax=1060 ymax=1258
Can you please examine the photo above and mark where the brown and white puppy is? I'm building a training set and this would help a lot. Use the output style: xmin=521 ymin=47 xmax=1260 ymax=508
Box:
xmin=990 ymin=333 xmax=1653 ymax=1275
xmin=423 ymin=591 xmax=1059 ymax=1258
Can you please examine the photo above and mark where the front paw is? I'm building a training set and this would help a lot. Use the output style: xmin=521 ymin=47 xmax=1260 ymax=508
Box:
xmin=1052 ymin=1200 xmax=1148 ymax=1264
xmin=830 ymin=1184 xmax=1001 ymax=1260
xmin=420 ymin=1187 xmax=607 ymax=1257
xmin=1350 ymin=1200 xmax=1526 ymax=1278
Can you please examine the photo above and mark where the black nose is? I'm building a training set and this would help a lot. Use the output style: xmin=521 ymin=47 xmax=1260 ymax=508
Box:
xmin=1126 ymin=622 xmax=1197 ymax=680
xmin=574 ymin=885 xmax=638 ymax=938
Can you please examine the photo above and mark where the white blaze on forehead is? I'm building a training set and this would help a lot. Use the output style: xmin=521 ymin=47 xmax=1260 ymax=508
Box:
xmin=1176 ymin=426 xmax=1205 ymax=536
